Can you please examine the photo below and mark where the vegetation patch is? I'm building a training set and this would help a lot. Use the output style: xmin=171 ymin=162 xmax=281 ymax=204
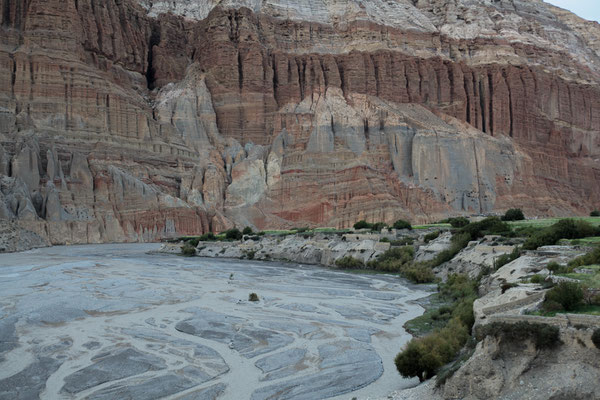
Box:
xmin=424 ymin=231 xmax=441 ymax=243
xmin=501 ymin=208 xmax=525 ymax=221
xmin=335 ymin=256 xmax=365 ymax=269
xmin=475 ymin=321 xmax=561 ymax=349
xmin=248 ymin=293 xmax=260 ymax=302
xmin=523 ymin=219 xmax=599 ymax=250
xmin=181 ymin=244 xmax=196 ymax=257
xmin=494 ymin=246 xmax=521 ymax=270
xmin=396 ymin=275 xmax=478 ymax=382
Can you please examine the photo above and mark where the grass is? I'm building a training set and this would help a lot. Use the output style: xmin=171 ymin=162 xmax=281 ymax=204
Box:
xmin=404 ymin=293 xmax=452 ymax=337
xmin=413 ymin=223 xmax=452 ymax=230
xmin=529 ymin=305 xmax=600 ymax=317
xmin=558 ymin=265 xmax=600 ymax=289
xmin=560 ymin=236 xmax=600 ymax=245
xmin=508 ymin=217 xmax=600 ymax=229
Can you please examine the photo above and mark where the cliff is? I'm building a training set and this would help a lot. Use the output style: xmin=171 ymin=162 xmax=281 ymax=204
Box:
xmin=0 ymin=0 xmax=599 ymax=244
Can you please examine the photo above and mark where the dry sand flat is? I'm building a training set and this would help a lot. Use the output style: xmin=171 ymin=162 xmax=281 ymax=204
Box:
xmin=0 ymin=244 xmax=428 ymax=400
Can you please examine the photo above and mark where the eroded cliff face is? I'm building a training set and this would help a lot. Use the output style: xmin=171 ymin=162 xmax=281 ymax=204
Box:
xmin=0 ymin=0 xmax=598 ymax=243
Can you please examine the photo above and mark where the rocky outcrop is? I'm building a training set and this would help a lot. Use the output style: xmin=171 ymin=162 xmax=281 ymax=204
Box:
xmin=160 ymin=231 xmax=391 ymax=267
xmin=0 ymin=0 xmax=599 ymax=244
xmin=0 ymin=219 xmax=48 ymax=252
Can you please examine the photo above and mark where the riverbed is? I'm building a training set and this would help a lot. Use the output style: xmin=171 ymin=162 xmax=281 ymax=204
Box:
xmin=0 ymin=244 xmax=429 ymax=400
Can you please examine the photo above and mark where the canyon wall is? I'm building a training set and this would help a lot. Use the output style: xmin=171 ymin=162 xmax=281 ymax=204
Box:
xmin=0 ymin=0 xmax=598 ymax=243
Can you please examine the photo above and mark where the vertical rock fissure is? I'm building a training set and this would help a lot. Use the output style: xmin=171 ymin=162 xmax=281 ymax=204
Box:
xmin=472 ymin=139 xmax=484 ymax=214
xmin=488 ymin=72 xmax=494 ymax=136
xmin=463 ymin=73 xmax=471 ymax=124
xmin=479 ymin=78 xmax=486 ymax=133
xmin=2 ymin=0 xmax=10 ymax=26
xmin=503 ymin=70 xmax=513 ymax=137
xmin=237 ymin=50 xmax=244 ymax=91
xmin=146 ymin=24 xmax=160 ymax=89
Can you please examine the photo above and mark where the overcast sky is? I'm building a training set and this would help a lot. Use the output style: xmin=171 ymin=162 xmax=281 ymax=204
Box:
xmin=544 ymin=0 xmax=600 ymax=23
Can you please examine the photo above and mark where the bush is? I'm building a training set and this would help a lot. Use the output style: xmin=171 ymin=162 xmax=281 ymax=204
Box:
xmin=501 ymin=282 xmax=519 ymax=294
xmin=524 ymin=219 xmax=599 ymax=250
xmin=353 ymin=220 xmax=371 ymax=230
xmin=181 ymin=244 xmax=196 ymax=257
xmin=248 ymin=293 xmax=259 ymax=302
xmin=544 ymin=281 xmax=584 ymax=311
xmin=335 ymin=256 xmax=364 ymax=269
xmin=393 ymin=219 xmax=412 ymax=230
xmin=445 ymin=217 xmax=469 ymax=228
xmin=530 ymin=274 xmax=545 ymax=284
xmin=225 ymin=228 xmax=243 ymax=240
xmin=424 ymin=231 xmax=441 ymax=243
xmin=242 ymin=227 xmax=253 ymax=235
xmin=429 ymin=232 xmax=471 ymax=268
xmin=379 ymin=237 xmax=391 ymax=243
xmin=568 ymin=246 xmax=600 ymax=269
xmin=502 ymin=208 xmax=525 ymax=221
xmin=370 ymin=222 xmax=388 ymax=232
xmin=199 ymin=233 xmax=216 ymax=241
xmin=461 ymin=217 xmax=511 ymax=239
xmin=547 ymin=261 xmax=566 ymax=274
xmin=186 ymin=238 xmax=200 ymax=247
xmin=494 ymin=246 xmax=521 ymax=270
xmin=393 ymin=237 xmax=414 ymax=246
xmin=591 ymin=210 xmax=600 ymax=217
xmin=475 ymin=321 xmax=561 ymax=349
xmin=592 ymin=329 xmax=600 ymax=349
xmin=402 ymin=265 xmax=436 ymax=283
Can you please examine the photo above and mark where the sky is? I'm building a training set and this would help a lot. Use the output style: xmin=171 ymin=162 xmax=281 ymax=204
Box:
xmin=544 ymin=0 xmax=600 ymax=23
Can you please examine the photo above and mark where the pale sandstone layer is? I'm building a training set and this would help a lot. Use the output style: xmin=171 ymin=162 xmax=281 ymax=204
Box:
xmin=0 ymin=0 xmax=598 ymax=244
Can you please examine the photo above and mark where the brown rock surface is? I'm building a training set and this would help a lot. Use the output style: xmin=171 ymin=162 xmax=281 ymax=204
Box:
xmin=0 ymin=0 xmax=598 ymax=246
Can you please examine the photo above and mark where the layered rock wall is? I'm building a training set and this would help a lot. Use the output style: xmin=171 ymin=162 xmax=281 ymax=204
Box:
xmin=0 ymin=0 xmax=598 ymax=244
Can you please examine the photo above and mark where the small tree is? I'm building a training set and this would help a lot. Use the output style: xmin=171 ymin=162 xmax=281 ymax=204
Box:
xmin=545 ymin=282 xmax=584 ymax=311
xmin=353 ymin=220 xmax=371 ymax=230
xmin=242 ymin=226 xmax=253 ymax=235
xmin=502 ymin=208 xmax=525 ymax=221
xmin=591 ymin=210 xmax=600 ymax=217
xmin=393 ymin=219 xmax=412 ymax=230
xmin=225 ymin=228 xmax=243 ymax=240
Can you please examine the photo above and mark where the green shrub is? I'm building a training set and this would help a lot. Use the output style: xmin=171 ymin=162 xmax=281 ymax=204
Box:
xmin=393 ymin=219 xmax=412 ymax=230
xmin=439 ymin=274 xmax=479 ymax=301
xmin=494 ymin=246 xmax=521 ymax=270
xmin=524 ymin=219 xmax=599 ymax=250
xmin=445 ymin=217 xmax=469 ymax=228
xmin=592 ymin=329 xmax=600 ymax=349
xmin=547 ymin=261 xmax=566 ymax=274
xmin=335 ymin=256 xmax=364 ymax=269
xmin=424 ymin=231 xmax=441 ymax=243
xmin=186 ymin=238 xmax=200 ymax=247
xmin=248 ymin=293 xmax=259 ymax=302
xmin=402 ymin=265 xmax=436 ymax=283
xmin=591 ymin=210 xmax=600 ymax=217
xmin=181 ymin=244 xmax=196 ymax=257
xmin=544 ymin=281 xmax=584 ymax=311
xmin=353 ymin=220 xmax=371 ymax=230
xmin=392 ymin=237 xmax=414 ymax=246
xmin=530 ymin=274 xmax=545 ymax=284
xmin=568 ymin=246 xmax=600 ymax=269
xmin=502 ymin=208 xmax=525 ymax=221
xmin=242 ymin=227 xmax=253 ymax=235
xmin=199 ymin=233 xmax=216 ymax=241
xmin=429 ymin=232 xmax=471 ymax=268
xmin=225 ymin=228 xmax=243 ymax=240
xmin=475 ymin=321 xmax=561 ymax=349
xmin=379 ymin=237 xmax=391 ymax=243
xmin=461 ymin=217 xmax=511 ymax=239
xmin=501 ymin=282 xmax=519 ymax=294
xmin=370 ymin=222 xmax=388 ymax=232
